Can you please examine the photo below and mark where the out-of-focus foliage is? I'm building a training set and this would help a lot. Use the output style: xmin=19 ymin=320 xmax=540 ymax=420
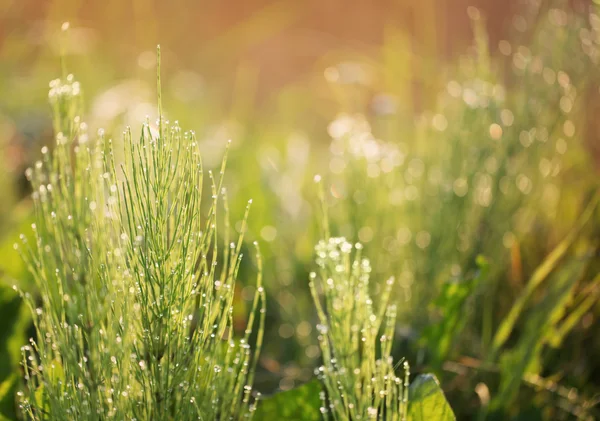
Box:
xmin=254 ymin=379 xmax=322 ymax=420
xmin=423 ymin=256 xmax=490 ymax=371
xmin=1 ymin=0 xmax=600 ymax=419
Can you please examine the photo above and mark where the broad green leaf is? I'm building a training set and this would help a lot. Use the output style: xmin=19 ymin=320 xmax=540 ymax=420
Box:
xmin=408 ymin=374 xmax=455 ymax=421
xmin=254 ymin=379 xmax=322 ymax=421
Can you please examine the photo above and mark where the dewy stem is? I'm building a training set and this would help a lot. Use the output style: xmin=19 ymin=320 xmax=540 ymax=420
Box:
xmin=19 ymin=47 xmax=263 ymax=421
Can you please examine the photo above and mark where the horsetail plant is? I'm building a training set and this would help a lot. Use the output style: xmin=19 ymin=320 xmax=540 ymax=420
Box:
xmin=309 ymin=182 xmax=409 ymax=420
xmin=310 ymin=236 xmax=408 ymax=421
xmin=14 ymin=46 xmax=265 ymax=420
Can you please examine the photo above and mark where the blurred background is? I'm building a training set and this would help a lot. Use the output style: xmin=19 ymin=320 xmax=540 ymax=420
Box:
xmin=2 ymin=0 xmax=600 ymax=419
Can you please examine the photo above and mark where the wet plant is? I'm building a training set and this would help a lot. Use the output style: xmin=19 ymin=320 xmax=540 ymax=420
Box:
xmin=309 ymin=236 xmax=408 ymax=421
xmin=308 ymin=190 xmax=411 ymax=421
xmin=13 ymin=47 xmax=265 ymax=420
xmin=312 ymin=3 xmax=600 ymax=418
xmin=0 ymin=1 xmax=599 ymax=420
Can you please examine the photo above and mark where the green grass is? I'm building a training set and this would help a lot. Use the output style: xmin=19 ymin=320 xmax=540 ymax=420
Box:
xmin=309 ymin=235 xmax=408 ymax=420
xmin=1 ymin=1 xmax=600 ymax=420
xmin=13 ymin=47 xmax=265 ymax=420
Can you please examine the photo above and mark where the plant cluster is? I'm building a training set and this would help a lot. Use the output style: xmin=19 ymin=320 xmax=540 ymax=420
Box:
xmin=14 ymin=53 xmax=265 ymax=420
xmin=0 ymin=1 xmax=599 ymax=421
xmin=310 ymin=236 xmax=407 ymax=420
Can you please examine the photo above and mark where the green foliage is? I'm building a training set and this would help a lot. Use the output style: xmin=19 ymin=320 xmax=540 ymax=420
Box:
xmin=14 ymin=49 xmax=265 ymax=420
xmin=254 ymin=379 xmax=322 ymax=421
xmin=1 ymin=1 xmax=600 ymax=420
xmin=0 ymin=212 xmax=34 ymax=288
xmin=253 ymin=231 xmax=457 ymax=421
xmin=482 ymin=195 xmax=600 ymax=416
xmin=423 ymin=256 xmax=489 ymax=370
xmin=253 ymin=374 xmax=456 ymax=421
xmin=309 ymin=236 xmax=409 ymax=420
xmin=494 ymin=258 xmax=589 ymax=408
xmin=408 ymin=374 xmax=455 ymax=421
xmin=490 ymin=195 xmax=599 ymax=360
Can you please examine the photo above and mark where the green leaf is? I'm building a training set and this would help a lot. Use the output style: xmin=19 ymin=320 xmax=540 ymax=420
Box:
xmin=408 ymin=374 xmax=455 ymax=421
xmin=254 ymin=379 xmax=322 ymax=421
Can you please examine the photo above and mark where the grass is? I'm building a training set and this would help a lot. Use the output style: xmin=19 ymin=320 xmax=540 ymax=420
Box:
xmin=1 ymin=1 xmax=600 ymax=420
xmin=310 ymin=236 xmax=408 ymax=420
xmin=13 ymin=47 xmax=265 ymax=420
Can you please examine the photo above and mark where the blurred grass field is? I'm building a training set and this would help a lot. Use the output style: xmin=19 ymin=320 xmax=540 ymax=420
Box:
xmin=2 ymin=0 xmax=600 ymax=419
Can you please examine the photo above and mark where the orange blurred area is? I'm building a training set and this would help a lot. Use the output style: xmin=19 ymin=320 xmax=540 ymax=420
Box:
xmin=0 ymin=0 xmax=522 ymax=104
xmin=4 ymin=0 xmax=600 ymax=182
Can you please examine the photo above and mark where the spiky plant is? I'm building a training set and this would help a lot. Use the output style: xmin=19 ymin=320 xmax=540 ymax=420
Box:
xmin=14 ymin=47 xmax=265 ymax=421
xmin=309 ymin=190 xmax=409 ymax=421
